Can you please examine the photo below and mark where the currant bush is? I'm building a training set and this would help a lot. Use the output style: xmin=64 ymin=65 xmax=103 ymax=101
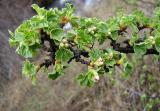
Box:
xmin=9 ymin=4 xmax=160 ymax=88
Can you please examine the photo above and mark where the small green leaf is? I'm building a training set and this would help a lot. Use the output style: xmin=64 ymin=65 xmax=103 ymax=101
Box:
xmin=9 ymin=38 xmax=17 ymax=47
xmin=55 ymin=48 xmax=74 ymax=62
xmin=130 ymin=33 xmax=139 ymax=45
xmin=48 ymin=63 xmax=64 ymax=80
xmin=133 ymin=42 xmax=147 ymax=55
xmin=130 ymin=23 xmax=138 ymax=33
xmin=89 ymin=49 xmax=103 ymax=61
xmin=48 ymin=71 xmax=61 ymax=80
xmin=105 ymin=59 xmax=116 ymax=67
xmin=30 ymin=16 xmax=48 ymax=29
xmin=77 ymin=69 xmax=98 ymax=87
xmin=66 ymin=30 xmax=76 ymax=40
xmin=95 ymin=33 xmax=106 ymax=44
xmin=50 ymin=28 xmax=64 ymax=41
xmin=14 ymin=31 xmax=25 ymax=42
xmin=154 ymin=7 xmax=160 ymax=18
xmin=77 ymin=30 xmax=93 ymax=49
xmin=124 ymin=62 xmax=133 ymax=75
xmin=155 ymin=35 xmax=160 ymax=52
xmin=22 ymin=60 xmax=36 ymax=83
xmin=16 ymin=44 xmax=40 ymax=58
xmin=31 ymin=4 xmax=46 ymax=16
xmin=111 ymin=31 xmax=118 ymax=40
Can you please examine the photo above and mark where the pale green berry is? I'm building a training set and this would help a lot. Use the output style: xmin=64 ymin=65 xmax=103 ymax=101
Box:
xmin=94 ymin=57 xmax=104 ymax=66
xmin=108 ymin=53 xmax=113 ymax=59
xmin=97 ymin=57 xmax=103 ymax=62
xmin=64 ymin=43 xmax=69 ymax=47
xmin=60 ymin=42 xmax=64 ymax=47
xmin=88 ymin=28 xmax=92 ymax=32
xmin=92 ymin=26 xmax=97 ymax=31
xmin=108 ymin=31 xmax=111 ymax=35
xmin=91 ymin=30 xmax=94 ymax=34
xmin=152 ymin=40 xmax=155 ymax=44
xmin=62 ymin=38 xmax=68 ymax=43
xmin=149 ymin=36 xmax=154 ymax=40
xmin=149 ymin=36 xmax=155 ymax=44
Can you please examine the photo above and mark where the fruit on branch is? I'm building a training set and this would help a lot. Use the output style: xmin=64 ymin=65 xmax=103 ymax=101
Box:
xmin=62 ymin=38 xmax=68 ymax=43
xmin=148 ymin=36 xmax=155 ymax=44
xmin=9 ymin=4 xmax=160 ymax=86
xmin=94 ymin=57 xmax=104 ymax=66
xmin=116 ymin=59 xmax=123 ymax=65
xmin=88 ymin=26 xmax=97 ymax=34
xmin=60 ymin=38 xmax=69 ymax=48
xmin=60 ymin=42 xmax=65 ymax=47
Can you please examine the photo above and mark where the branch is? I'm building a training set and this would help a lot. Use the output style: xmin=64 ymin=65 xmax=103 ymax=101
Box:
xmin=36 ymin=29 xmax=58 ymax=72
xmin=109 ymin=38 xmax=159 ymax=55
xmin=68 ymin=46 xmax=90 ymax=65
xmin=36 ymin=58 xmax=53 ymax=72
xmin=108 ymin=24 xmax=159 ymax=55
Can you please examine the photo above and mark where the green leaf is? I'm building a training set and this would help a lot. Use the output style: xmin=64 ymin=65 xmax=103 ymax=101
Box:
xmin=22 ymin=60 xmax=36 ymax=84
xmin=9 ymin=31 xmax=17 ymax=47
xmin=77 ymin=69 xmax=98 ymax=87
xmin=13 ymin=31 xmax=26 ymax=42
xmin=124 ymin=62 xmax=133 ymax=75
xmin=64 ymin=3 xmax=75 ymax=16
xmin=48 ymin=63 xmax=64 ymax=80
xmin=16 ymin=45 xmax=32 ymax=58
xmin=89 ymin=49 xmax=103 ymax=61
xmin=105 ymin=59 xmax=116 ymax=67
xmin=16 ymin=44 xmax=40 ymax=58
xmin=111 ymin=31 xmax=118 ymax=40
xmin=50 ymin=28 xmax=64 ymax=41
xmin=9 ymin=38 xmax=17 ymax=47
xmin=133 ymin=42 xmax=147 ymax=55
xmin=48 ymin=71 xmax=62 ymax=80
xmin=30 ymin=16 xmax=48 ymax=29
xmin=66 ymin=30 xmax=76 ymax=40
xmin=144 ymin=39 xmax=153 ymax=49
xmin=155 ymin=35 xmax=160 ymax=52
xmin=31 ymin=4 xmax=47 ymax=16
xmin=46 ymin=9 xmax=58 ymax=22
xmin=130 ymin=33 xmax=139 ymax=45
xmin=154 ymin=7 xmax=160 ymax=18
xmin=106 ymin=18 xmax=120 ymax=32
xmin=55 ymin=48 xmax=74 ymax=62
xmin=130 ymin=23 xmax=138 ymax=33
xmin=97 ymin=22 xmax=108 ymax=34
xmin=77 ymin=30 xmax=93 ymax=49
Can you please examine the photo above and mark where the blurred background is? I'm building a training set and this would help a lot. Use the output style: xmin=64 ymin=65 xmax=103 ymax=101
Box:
xmin=0 ymin=0 xmax=160 ymax=111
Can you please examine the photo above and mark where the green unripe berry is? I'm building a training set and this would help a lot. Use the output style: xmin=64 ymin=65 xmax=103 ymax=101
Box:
xmin=149 ymin=36 xmax=154 ymax=40
xmin=108 ymin=31 xmax=111 ymax=35
xmin=92 ymin=26 xmax=97 ymax=31
xmin=117 ymin=59 xmax=123 ymax=65
xmin=62 ymin=38 xmax=68 ymax=43
xmin=148 ymin=36 xmax=155 ymax=44
xmin=60 ymin=42 xmax=65 ymax=47
xmin=91 ymin=30 xmax=94 ymax=34
xmin=108 ymin=53 xmax=113 ymax=59
xmin=94 ymin=57 xmax=104 ymax=66
xmin=64 ymin=43 xmax=69 ymax=47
